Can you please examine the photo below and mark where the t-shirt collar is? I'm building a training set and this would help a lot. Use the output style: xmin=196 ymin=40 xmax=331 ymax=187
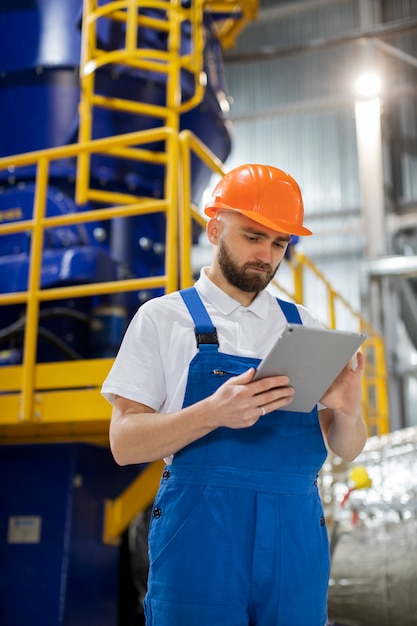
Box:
xmin=195 ymin=267 xmax=269 ymax=320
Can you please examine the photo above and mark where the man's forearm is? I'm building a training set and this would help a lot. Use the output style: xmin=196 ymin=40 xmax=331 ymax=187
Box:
xmin=326 ymin=410 xmax=367 ymax=462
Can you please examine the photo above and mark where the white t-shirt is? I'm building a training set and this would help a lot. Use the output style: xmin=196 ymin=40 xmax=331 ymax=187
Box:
xmin=102 ymin=268 xmax=322 ymax=415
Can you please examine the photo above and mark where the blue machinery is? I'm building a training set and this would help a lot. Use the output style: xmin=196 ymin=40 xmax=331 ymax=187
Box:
xmin=0 ymin=1 xmax=256 ymax=623
xmin=0 ymin=0 xmax=243 ymax=359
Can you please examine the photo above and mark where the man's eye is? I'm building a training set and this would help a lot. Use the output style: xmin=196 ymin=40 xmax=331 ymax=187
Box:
xmin=246 ymin=235 xmax=258 ymax=242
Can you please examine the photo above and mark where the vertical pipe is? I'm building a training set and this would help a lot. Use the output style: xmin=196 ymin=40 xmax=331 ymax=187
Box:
xmin=354 ymin=96 xmax=386 ymax=260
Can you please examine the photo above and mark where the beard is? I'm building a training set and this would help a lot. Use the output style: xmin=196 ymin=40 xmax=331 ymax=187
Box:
xmin=217 ymin=238 xmax=279 ymax=293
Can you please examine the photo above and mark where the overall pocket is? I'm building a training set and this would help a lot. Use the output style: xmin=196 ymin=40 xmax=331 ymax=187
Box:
xmin=147 ymin=482 xmax=233 ymax=604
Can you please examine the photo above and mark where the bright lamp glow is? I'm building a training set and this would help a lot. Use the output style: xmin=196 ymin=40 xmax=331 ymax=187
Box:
xmin=355 ymin=73 xmax=381 ymax=98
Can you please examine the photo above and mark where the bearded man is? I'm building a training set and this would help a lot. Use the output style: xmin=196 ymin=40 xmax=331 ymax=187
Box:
xmin=102 ymin=164 xmax=366 ymax=626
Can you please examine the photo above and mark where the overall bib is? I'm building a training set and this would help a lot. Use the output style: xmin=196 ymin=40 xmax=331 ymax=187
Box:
xmin=145 ymin=288 xmax=330 ymax=626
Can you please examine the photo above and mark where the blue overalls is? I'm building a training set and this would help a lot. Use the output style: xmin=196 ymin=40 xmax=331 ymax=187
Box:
xmin=144 ymin=288 xmax=330 ymax=626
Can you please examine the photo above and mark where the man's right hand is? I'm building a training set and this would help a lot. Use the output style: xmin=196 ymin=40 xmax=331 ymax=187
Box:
xmin=207 ymin=368 xmax=294 ymax=430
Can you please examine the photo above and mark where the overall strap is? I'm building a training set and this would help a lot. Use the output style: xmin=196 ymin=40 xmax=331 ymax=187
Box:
xmin=180 ymin=287 xmax=219 ymax=349
xmin=277 ymin=298 xmax=302 ymax=324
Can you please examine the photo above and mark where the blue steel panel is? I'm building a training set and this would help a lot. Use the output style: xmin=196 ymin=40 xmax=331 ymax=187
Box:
xmin=0 ymin=444 xmax=144 ymax=626
xmin=0 ymin=0 xmax=83 ymax=72
xmin=0 ymin=0 xmax=82 ymax=155
xmin=0 ymin=444 xmax=76 ymax=625
xmin=0 ymin=70 xmax=81 ymax=157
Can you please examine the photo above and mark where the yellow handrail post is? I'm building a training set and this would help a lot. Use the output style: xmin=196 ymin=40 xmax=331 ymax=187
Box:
xmin=165 ymin=130 xmax=180 ymax=294
xmin=178 ymin=129 xmax=226 ymax=289
xmin=291 ymin=254 xmax=304 ymax=304
xmin=20 ymin=157 xmax=50 ymax=422
xmin=76 ymin=0 xmax=96 ymax=206
xmin=126 ymin=0 xmax=139 ymax=54
xmin=328 ymin=290 xmax=336 ymax=329
xmin=179 ymin=131 xmax=193 ymax=289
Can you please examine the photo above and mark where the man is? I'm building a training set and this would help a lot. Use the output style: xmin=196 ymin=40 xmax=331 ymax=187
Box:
xmin=102 ymin=163 xmax=367 ymax=626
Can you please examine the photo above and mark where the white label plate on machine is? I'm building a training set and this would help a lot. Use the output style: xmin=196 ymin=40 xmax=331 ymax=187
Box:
xmin=7 ymin=516 xmax=42 ymax=544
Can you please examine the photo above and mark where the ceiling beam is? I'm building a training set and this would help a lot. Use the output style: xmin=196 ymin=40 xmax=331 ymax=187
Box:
xmin=224 ymin=16 xmax=417 ymax=64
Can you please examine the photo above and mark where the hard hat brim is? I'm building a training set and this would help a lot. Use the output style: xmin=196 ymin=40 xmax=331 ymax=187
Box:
xmin=204 ymin=206 xmax=313 ymax=237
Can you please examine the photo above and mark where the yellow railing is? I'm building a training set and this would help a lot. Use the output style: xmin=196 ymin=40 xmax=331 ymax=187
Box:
xmin=179 ymin=129 xmax=226 ymax=287
xmin=0 ymin=129 xmax=390 ymax=442
xmin=77 ymin=0 xmax=206 ymax=208
xmin=0 ymin=129 xmax=178 ymax=444
xmin=205 ymin=0 xmax=258 ymax=49
xmin=273 ymin=252 xmax=390 ymax=436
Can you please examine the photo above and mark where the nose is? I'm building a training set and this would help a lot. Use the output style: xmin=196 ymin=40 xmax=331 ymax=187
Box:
xmin=256 ymin=241 xmax=274 ymax=264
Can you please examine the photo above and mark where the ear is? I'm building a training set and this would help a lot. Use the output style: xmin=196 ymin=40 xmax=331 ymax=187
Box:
xmin=206 ymin=217 xmax=221 ymax=245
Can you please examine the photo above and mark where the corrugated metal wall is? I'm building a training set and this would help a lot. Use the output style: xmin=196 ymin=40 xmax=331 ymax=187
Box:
xmin=217 ymin=0 xmax=417 ymax=318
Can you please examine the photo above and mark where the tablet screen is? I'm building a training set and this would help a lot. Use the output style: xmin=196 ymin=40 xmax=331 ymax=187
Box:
xmin=253 ymin=324 xmax=366 ymax=412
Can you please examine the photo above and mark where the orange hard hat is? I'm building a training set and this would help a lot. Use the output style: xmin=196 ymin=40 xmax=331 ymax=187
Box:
xmin=204 ymin=164 xmax=312 ymax=236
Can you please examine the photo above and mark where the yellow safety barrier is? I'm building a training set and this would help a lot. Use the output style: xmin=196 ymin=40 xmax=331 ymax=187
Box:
xmin=0 ymin=128 xmax=178 ymax=443
xmin=274 ymin=253 xmax=390 ymax=436
xmin=0 ymin=0 xmax=258 ymax=449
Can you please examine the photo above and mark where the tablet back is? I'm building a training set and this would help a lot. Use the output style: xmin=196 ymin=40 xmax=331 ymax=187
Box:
xmin=253 ymin=324 xmax=366 ymax=412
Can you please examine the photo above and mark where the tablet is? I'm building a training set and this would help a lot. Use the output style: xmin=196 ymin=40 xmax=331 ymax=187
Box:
xmin=253 ymin=324 xmax=366 ymax=413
